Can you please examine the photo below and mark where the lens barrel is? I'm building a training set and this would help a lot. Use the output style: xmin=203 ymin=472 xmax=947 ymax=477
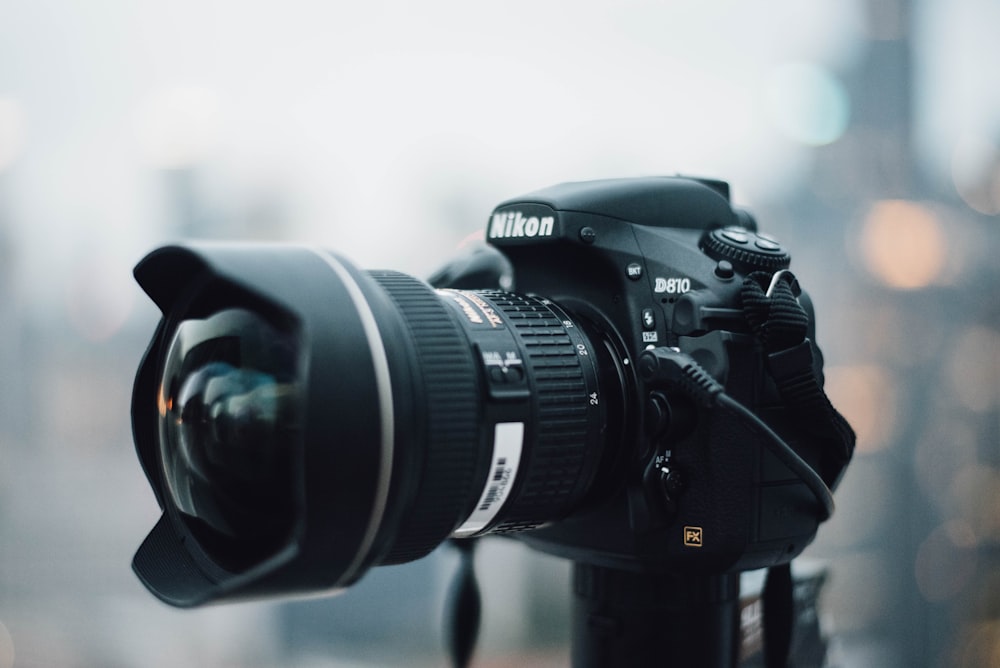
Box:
xmin=438 ymin=289 xmax=608 ymax=535
xmin=132 ymin=244 xmax=618 ymax=606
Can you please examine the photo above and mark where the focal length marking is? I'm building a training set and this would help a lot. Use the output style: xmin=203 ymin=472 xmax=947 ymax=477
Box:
xmin=489 ymin=211 xmax=555 ymax=239
xmin=439 ymin=290 xmax=503 ymax=328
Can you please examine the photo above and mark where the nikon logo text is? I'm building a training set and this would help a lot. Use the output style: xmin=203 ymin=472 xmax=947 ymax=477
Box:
xmin=489 ymin=211 xmax=555 ymax=239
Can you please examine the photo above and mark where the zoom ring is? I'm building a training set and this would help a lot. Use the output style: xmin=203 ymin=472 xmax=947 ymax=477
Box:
xmin=370 ymin=272 xmax=482 ymax=563
xmin=480 ymin=293 xmax=598 ymax=533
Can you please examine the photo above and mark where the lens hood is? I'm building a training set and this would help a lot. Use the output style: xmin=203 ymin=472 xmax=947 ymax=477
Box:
xmin=132 ymin=243 xmax=403 ymax=606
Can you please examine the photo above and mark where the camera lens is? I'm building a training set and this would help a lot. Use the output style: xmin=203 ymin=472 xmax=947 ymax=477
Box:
xmin=131 ymin=245 xmax=624 ymax=605
xmin=157 ymin=308 xmax=299 ymax=570
xmin=370 ymin=278 xmax=616 ymax=547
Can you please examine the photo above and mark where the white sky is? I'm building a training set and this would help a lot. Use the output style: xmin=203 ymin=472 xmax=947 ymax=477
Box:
xmin=0 ymin=0 xmax=994 ymax=321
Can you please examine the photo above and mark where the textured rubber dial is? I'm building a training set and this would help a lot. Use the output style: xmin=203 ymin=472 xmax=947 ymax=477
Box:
xmin=701 ymin=226 xmax=791 ymax=273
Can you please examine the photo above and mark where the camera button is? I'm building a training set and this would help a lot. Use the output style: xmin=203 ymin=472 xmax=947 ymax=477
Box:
xmin=721 ymin=228 xmax=750 ymax=244
xmin=641 ymin=308 xmax=656 ymax=330
xmin=715 ymin=260 xmax=735 ymax=280
xmin=659 ymin=466 xmax=684 ymax=497
xmin=626 ymin=262 xmax=643 ymax=280
xmin=505 ymin=366 xmax=524 ymax=383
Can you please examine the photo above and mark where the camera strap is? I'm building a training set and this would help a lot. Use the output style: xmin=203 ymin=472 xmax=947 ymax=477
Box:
xmin=740 ymin=270 xmax=855 ymax=489
xmin=741 ymin=270 xmax=856 ymax=668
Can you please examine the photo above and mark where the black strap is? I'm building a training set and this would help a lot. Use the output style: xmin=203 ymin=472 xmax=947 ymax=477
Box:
xmin=741 ymin=270 xmax=809 ymax=353
xmin=741 ymin=271 xmax=856 ymax=489
xmin=762 ymin=563 xmax=794 ymax=668
xmin=741 ymin=271 xmax=856 ymax=668
xmin=446 ymin=539 xmax=481 ymax=668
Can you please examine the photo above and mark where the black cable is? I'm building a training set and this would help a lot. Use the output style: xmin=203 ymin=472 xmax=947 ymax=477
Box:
xmin=639 ymin=347 xmax=835 ymax=522
xmin=716 ymin=392 xmax=834 ymax=521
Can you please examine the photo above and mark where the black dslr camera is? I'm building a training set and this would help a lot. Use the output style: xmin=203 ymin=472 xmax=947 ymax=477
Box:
xmin=131 ymin=177 xmax=853 ymax=666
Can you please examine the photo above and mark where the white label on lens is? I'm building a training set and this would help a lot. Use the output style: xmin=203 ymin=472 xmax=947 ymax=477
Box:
xmin=452 ymin=422 xmax=524 ymax=538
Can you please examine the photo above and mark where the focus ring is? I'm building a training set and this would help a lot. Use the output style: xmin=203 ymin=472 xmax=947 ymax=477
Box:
xmin=479 ymin=293 xmax=597 ymax=533
xmin=370 ymin=272 xmax=481 ymax=563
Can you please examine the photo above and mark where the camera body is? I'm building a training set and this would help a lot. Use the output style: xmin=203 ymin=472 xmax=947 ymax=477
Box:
xmin=486 ymin=177 xmax=823 ymax=574
xmin=130 ymin=176 xmax=844 ymax=608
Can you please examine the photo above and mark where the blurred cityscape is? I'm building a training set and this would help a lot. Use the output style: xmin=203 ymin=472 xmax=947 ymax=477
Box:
xmin=0 ymin=0 xmax=997 ymax=666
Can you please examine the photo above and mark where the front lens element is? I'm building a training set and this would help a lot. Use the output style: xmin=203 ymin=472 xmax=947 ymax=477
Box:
xmin=157 ymin=308 xmax=300 ymax=567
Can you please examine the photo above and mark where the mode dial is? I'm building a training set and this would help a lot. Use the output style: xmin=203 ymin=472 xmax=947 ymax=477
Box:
xmin=700 ymin=226 xmax=791 ymax=274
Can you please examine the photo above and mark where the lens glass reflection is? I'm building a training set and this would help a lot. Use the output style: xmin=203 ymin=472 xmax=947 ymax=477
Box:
xmin=157 ymin=308 xmax=300 ymax=568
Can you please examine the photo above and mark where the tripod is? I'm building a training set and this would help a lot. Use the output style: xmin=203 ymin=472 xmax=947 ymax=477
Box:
xmin=572 ymin=564 xmax=740 ymax=667
xmin=446 ymin=541 xmax=745 ymax=668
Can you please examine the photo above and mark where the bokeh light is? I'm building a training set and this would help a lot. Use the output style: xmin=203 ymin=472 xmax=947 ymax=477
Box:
xmin=948 ymin=464 xmax=1000 ymax=545
xmin=951 ymin=133 xmax=1000 ymax=215
xmin=765 ymin=62 xmax=851 ymax=146
xmin=949 ymin=621 xmax=1000 ymax=668
xmin=859 ymin=199 xmax=947 ymax=289
xmin=0 ymin=97 xmax=24 ymax=172
xmin=823 ymin=364 xmax=900 ymax=454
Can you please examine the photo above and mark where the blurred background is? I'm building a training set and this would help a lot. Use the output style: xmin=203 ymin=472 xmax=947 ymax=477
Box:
xmin=0 ymin=0 xmax=997 ymax=666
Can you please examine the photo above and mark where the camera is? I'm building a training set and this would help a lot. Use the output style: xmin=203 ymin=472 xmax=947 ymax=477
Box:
xmin=130 ymin=177 xmax=852 ymax=654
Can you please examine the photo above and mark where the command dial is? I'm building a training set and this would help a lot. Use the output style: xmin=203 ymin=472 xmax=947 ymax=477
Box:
xmin=700 ymin=226 xmax=791 ymax=273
